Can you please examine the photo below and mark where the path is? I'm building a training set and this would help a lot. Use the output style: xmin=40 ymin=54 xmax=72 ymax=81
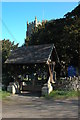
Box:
xmin=2 ymin=92 xmax=79 ymax=118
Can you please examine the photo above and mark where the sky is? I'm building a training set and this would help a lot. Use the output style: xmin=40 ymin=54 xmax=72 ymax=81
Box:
xmin=1 ymin=2 xmax=78 ymax=46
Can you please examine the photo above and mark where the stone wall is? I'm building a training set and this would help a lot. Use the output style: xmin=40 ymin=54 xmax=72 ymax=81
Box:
xmin=54 ymin=76 xmax=80 ymax=91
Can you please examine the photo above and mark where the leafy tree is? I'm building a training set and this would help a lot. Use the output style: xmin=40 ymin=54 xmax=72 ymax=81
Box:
xmin=2 ymin=39 xmax=18 ymax=63
xmin=2 ymin=39 xmax=19 ymax=87
xmin=27 ymin=4 xmax=80 ymax=70
xmin=64 ymin=4 xmax=80 ymax=18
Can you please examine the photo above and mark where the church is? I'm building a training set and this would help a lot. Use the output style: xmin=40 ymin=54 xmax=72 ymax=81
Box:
xmin=25 ymin=17 xmax=47 ymax=45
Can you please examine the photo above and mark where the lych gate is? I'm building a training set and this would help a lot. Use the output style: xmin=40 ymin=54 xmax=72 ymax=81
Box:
xmin=5 ymin=44 xmax=58 ymax=93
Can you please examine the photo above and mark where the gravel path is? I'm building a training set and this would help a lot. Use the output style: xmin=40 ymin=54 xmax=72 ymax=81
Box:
xmin=2 ymin=92 xmax=79 ymax=118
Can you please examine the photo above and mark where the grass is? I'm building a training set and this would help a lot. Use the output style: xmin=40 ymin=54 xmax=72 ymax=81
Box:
xmin=0 ymin=90 xmax=79 ymax=100
xmin=0 ymin=91 xmax=11 ymax=99
xmin=44 ymin=90 xmax=80 ymax=99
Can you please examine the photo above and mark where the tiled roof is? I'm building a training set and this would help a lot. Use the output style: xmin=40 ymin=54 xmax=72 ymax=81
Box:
xmin=5 ymin=44 xmax=54 ymax=64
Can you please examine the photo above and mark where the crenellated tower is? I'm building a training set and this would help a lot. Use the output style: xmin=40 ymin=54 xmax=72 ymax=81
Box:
xmin=25 ymin=16 xmax=47 ymax=46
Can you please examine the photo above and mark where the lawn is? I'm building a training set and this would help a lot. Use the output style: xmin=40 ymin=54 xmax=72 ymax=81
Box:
xmin=44 ymin=90 xmax=80 ymax=99
xmin=0 ymin=91 xmax=11 ymax=99
xmin=0 ymin=90 xmax=79 ymax=100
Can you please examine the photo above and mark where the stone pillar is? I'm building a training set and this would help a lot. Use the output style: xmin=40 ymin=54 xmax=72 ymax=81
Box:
xmin=35 ymin=16 xmax=37 ymax=27
xmin=7 ymin=82 xmax=20 ymax=94
xmin=41 ymin=77 xmax=53 ymax=95
xmin=27 ymin=21 xmax=29 ymax=37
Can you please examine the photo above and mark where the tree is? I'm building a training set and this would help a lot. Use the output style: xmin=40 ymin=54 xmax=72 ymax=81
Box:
xmin=2 ymin=39 xmax=19 ymax=87
xmin=2 ymin=39 xmax=18 ymax=63
xmin=28 ymin=4 xmax=80 ymax=69
xmin=64 ymin=4 xmax=80 ymax=18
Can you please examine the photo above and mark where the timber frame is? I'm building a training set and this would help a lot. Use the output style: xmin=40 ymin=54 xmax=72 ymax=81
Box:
xmin=5 ymin=44 xmax=58 ymax=92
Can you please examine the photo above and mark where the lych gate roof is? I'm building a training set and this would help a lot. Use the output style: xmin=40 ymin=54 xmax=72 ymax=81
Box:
xmin=5 ymin=44 xmax=54 ymax=64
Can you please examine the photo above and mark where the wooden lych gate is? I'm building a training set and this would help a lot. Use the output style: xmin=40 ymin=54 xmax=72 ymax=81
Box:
xmin=5 ymin=44 xmax=58 ymax=92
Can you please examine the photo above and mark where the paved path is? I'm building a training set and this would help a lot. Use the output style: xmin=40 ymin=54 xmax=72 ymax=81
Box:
xmin=2 ymin=93 xmax=79 ymax=118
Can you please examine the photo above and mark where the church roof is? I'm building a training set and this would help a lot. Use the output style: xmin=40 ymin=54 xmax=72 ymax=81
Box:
xmin=5 ymin=44 xmax=55 ymax=64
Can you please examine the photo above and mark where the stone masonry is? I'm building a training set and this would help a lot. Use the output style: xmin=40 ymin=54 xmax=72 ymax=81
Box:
xmin=54 ymin=76 xmax=80 ymax=91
